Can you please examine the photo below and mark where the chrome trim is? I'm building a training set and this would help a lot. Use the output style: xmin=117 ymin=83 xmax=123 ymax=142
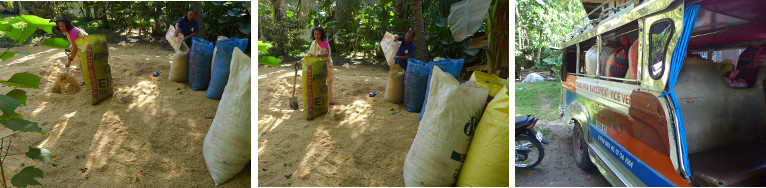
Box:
xmin=690 ymin=25 xmax=730 ymax=38
xmin=577 ymin=43 xmax=581 ymax=74
xmin=590 ymin=147 xmax=627 ymax=186
xmin=597 ymin=35 xmax=602 ymax=77
xmin=639 ymin=1 xmax=683 ymax=93
xmin=598 ymin=76 xmax=640 ymax=82
xmin=563 ymin=0 xmax=676 ymax=47
xmin=663 ymin=93 xmax=691 ymax=181
xmin=602 ymin=28 xmax=640 ymax=41
xmin=589 ymin=141 xmax=646 ymax=186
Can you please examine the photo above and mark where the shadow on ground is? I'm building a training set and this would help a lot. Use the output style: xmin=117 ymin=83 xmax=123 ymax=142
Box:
xmin=515 ymin=119 xmax=610 ymax=187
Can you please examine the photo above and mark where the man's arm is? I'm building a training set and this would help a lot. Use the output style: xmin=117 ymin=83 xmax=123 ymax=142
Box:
xmin=174 ymin=22 xmax=181 ymax=36
xmin=184 ymin=32 xmax=198 ymax=41
xmin=394 ymin=55 xmax=413 ymax=60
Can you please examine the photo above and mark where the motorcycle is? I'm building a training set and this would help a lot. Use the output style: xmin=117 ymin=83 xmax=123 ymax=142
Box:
xmin=515 ymin=115 xmax=549 ymax=169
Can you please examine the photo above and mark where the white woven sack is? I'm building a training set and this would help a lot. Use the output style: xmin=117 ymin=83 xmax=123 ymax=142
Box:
xmin=585 ymin=45 xmax=614 ymax=75
xmin=403 ymin=67 xmax=489 ymax=186
xmin=203 ymin=47 xmax=251 ymax=186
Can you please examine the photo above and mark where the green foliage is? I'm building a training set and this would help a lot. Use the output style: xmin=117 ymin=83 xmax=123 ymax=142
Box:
xmin=259 ymin=0 xmax=476 ymax=61
xmin=516 ymin=0 xmax=585 ymax=63
xmin=40 ymin=38 xmax=68 ymax=49
xmin=259 ymin=1 xmax=307 ymax=56
xmin=0 ymin=14 xmax=53 ymax=188
xmin=4 ymin=90 xmax=26 ymax=106
xmin=24 ymin=147 xmax=52 ymax=164
xmin=257 ymin=41 xmax=280 ymax=66
xmin=203 ymin=1 xmax=251 ymax=39
xmin=0 ymin=95 xmax=19 ymax=116
xmin=515 ymin=81 xmax=561 ymax=120
xmin=0 ymin=118 xmax=42 ymax=134
xmin=10 ymin=167 xmax=43 ymax=188
xmin=0 ymin=73 xmax=41 ymax=89
xmin=447 ymin=0 xmax=491 ymax=42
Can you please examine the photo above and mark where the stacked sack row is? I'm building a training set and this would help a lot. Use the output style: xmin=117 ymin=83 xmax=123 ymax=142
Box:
xmin=384 ymin=57 xmax=510 ymax=187
xmin=165 ymin=27 xmax=251 ymax=186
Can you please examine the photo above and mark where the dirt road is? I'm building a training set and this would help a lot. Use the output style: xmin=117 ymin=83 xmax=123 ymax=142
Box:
xmin=515 ymin=119 xmax=610 ymax=187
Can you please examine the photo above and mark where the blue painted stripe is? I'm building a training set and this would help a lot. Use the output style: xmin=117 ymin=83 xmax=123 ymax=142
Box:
xmin=589 ymin=124 xmax=676 ymax=187
xmin=566 ymin=90 xmax=577 ymax=108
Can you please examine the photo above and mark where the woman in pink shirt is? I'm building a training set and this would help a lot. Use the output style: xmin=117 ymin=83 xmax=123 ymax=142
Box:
xmin=296 ymin=27 xmax=335 ymax=105
xmin=55 ymin=17 xmax=88 ymax=69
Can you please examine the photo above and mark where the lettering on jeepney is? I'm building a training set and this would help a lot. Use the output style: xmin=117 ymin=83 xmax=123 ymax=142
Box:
xmin=575 ymin=82 xmax=631 ymax=105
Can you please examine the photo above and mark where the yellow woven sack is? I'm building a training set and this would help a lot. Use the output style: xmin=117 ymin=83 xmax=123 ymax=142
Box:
xmin=456 ymin=86 xmax=509 ymax=187
xmin=301 ymin=56 xmax=329 ymax=120
xmin=469 ymin=71 xmax=508 ymax=97
xmin=76 ymin=34 xmax=114 ymax=105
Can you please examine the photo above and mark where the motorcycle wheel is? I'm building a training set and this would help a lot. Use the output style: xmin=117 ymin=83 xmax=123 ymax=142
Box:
xmin=515 ymin=134 xmax=544 ymax=169
xmin=572 ymin=121 xmax=595 ymax=170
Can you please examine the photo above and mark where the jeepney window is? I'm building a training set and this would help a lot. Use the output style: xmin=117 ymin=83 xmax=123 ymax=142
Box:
xmin=562 ymin=47 xmax=577 ymax=81
xmin=649 ymin=20 xmax=674 ymax=79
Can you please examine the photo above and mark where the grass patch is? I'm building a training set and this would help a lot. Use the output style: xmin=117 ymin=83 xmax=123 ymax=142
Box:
xmin=539 ymin=127 xmax=552 ymax=138
xmin=515 ymin=81 xmax=562 ymax=120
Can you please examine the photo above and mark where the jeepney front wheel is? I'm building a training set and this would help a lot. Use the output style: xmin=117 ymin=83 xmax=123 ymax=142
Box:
xmin=572 ymin=121 xmax=595 ymax=170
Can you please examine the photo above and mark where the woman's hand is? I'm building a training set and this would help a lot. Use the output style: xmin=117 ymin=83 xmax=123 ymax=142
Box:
xmin=294 ymin=60 xmax=303 ymax=67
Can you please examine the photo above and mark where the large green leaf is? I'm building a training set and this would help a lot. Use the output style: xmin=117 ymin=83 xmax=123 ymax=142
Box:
xmin=7 ymin=27 xmax=35 ymax=44
xmin=0 ymin=73 xmax=41 ymax=89
xmin=11 ymin=166 xmax=43 ymax=188
xmin=19 ymin=15 xmax=55 ymax=26
xmin=0 ymin=111 xmax=21 ymax=120
xmin=0 ymin=51 xmax=18 ymax=62
xmin=41 ymin=38 xmax=70 ymax=49
xmin=5 ymin=89 xmax=27 ymax=106
xmin=25 ymin=147 xmax=53 ymax=164
xmin=0 ymin=95 xmax=20 ymax=116
xmin=448 ymin=0 xmax=492 ymax=41
xmin=0 ymin=23 xmax=11 ymax=32
xmin=258 ymin=42 xmax=271 ymax=55
xmin=258 ymin=56 xmax=281 ymax=67
xmin=0 ymin=118 xmax=42 ymax=134
xmin=19 ymin=15 xmax=55 ymax=34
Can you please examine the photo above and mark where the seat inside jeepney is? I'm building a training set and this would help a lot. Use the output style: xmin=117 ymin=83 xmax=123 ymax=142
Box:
xmin=678 ymin=0 xmax=766 ymax=185
xmin=675 ymin=58 xmax=766 ymax=186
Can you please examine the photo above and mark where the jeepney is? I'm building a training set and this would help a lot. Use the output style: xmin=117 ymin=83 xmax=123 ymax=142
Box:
xmin=559 ymin=0 xmax=766 ymax=186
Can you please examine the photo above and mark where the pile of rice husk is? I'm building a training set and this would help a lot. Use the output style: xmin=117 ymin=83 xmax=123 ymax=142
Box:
xmin=0 ymin=44 xmax=249 ymax=187
xmin=258 ymin=62 xmax=419 ymax=186
xmin=51 ymin=73 xmax=81 ymax=94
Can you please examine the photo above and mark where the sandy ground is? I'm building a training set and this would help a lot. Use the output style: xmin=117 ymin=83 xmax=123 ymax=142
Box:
xmin=0 ymin=43 xmax=249 ymax=187
xmin=257 ymin=56 xmax=422 ymax=186
xmin=515 ymin=119 xmax=609 ymax=186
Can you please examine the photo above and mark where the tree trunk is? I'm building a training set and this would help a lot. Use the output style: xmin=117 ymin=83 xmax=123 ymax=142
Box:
xmin=487 ymin=0 xmax=509 ymax=78
xmin=410 ymin=0 xmax=429 ymax=62
xmin=396 ymin=0 xmax=410 ymax=34
xmin=192 ymin=2 xmax=207 ymax=39
xmin=83 ymin=1 xmax=91 ymax=20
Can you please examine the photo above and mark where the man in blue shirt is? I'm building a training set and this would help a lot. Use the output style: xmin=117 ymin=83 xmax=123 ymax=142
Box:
xmin=174 ymin=7 xmax=200 ymax=48
xmin=393 ymin=30 xmax=416 ymax=70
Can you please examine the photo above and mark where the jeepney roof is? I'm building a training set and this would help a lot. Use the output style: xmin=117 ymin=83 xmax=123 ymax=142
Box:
xmin=687 ymin=0 xmax=766 ymax=50
xmin=566 ymin=0 xmax=766 ymax=49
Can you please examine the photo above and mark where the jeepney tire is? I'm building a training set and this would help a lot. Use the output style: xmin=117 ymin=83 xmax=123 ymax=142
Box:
xmin=573 ymin=121 xmax=596 ymax=171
